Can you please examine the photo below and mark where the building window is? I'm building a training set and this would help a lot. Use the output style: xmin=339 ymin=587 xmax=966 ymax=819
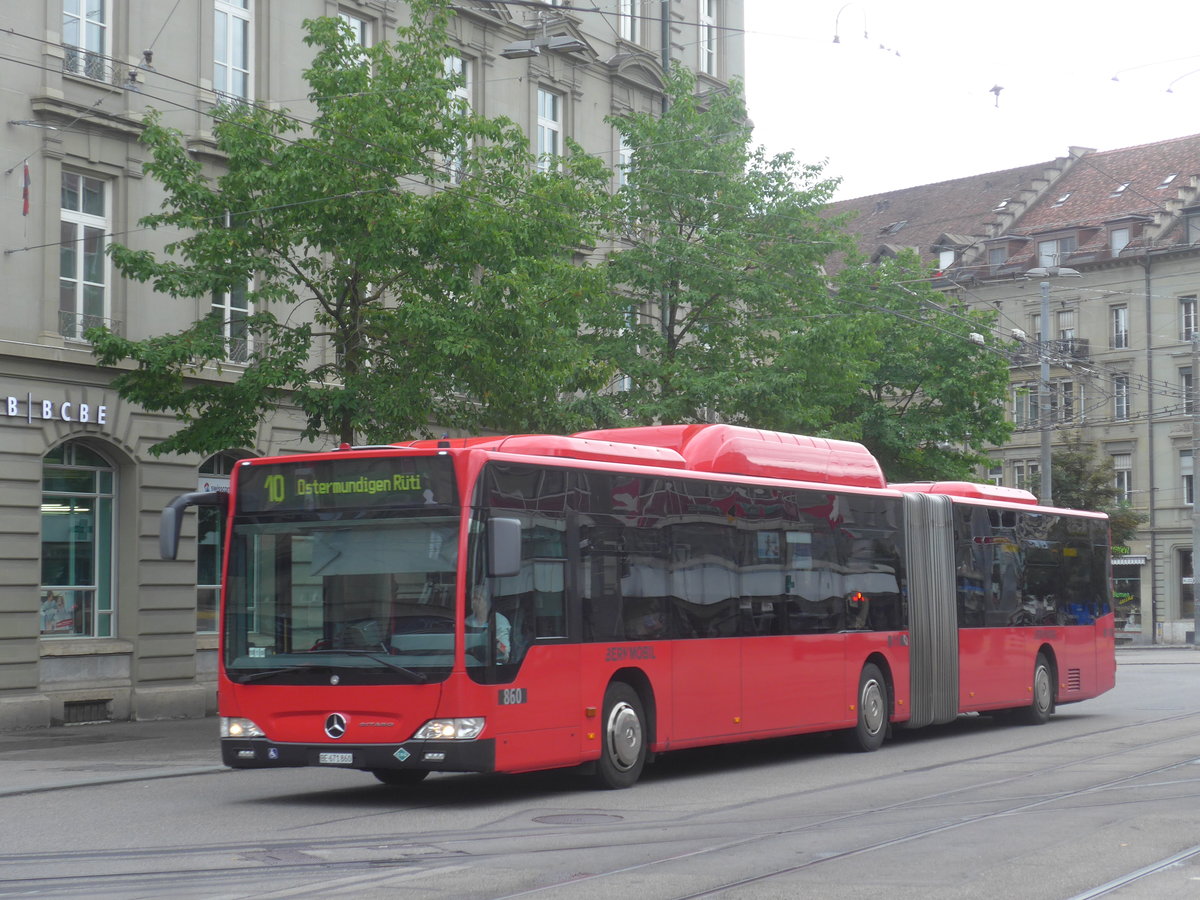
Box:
xmin=619 ymin=0 xmax=641 ymax=43
xmin=1013 ymin=383 xmax=1040 ymax=428
xmin=212 ymin=281 xmax=251 ymax=362
xmin=197 ymin=453 xmax=238 ymax=633
xmin=1187 ymin=211 xmax=1200 ymax=245
xmin=1110 ymin=227 xmax=1130 ymax=254
xmin=1013 ymin=460 xmax=1039 ymax=492
xmin=1182 ymin=449 xmax=1193 ymax=506
xmin=699 ymin=0 xmax=717 ymax=75
xmin=1113 ymin=374 xmax=1131 ymax=421
xmin=63 ymin=0 xmax=108 ymax=81
xmin=214 ymin=0 xmax=252 ymax=101
xmin=1053 ymin=379 xmax=1076 ymax=422
xmin=1183 ymin=367 xmax=1195 ymax=415
xmin=40 ymin=442 xmax=115 ymax=638
xmin=1030 ymin=312 xmax=1042 ymax=343
xmin=1110 ymin=182 xmax=1131 ymax=198
xmin=1037 ymin=235 xmax=1076 ymax=267
xmin=988 ymin=247 xmax=1007 ymax=268
xmin=1056 ymin=308 xmax=1076 ymax=342
xmin=1181 ymin=549 xmax=1195 ymax=620
xmin=1112 ymin=453 xmax=1132 ymax=503
xmin=616 ymin=135 xmax=632 ymax=187
xmin=1182 ymin=296 xmax=1198 ymax=341
xmin=536 ymin=88 xmax=561 ymax=172
xmin=59 ymin=172 xmax=108 ymax=343
xmin=1111 ymin=305 xmax=1129 ymax=349
xmin=445 ymin=55 xmax=471 ymax=183
xmin=987 ymin=464 xmax=1004 ymax=486
xmin=339 ymin=11 xmax=371 ymax=47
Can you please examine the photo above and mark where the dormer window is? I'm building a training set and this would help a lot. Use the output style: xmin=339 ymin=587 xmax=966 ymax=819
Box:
xmin=1038 ymin=235 xmax=1076 ymax=266
xmin=938 ymin=249 xmax=955 ymax=270
xmin=1110 ymin=182 xmax=1131 ymax=197
xmin=1110 ymin=227 xmax=1130 ymax=254
xmin=1053 ymin=192 xmax=1072 ymax=206
xmin=1159 ymin=174 xmax=1178 ymax=189
xmin=994 ymin=198 xmax=1010 ymax=211
xmin=1187 ymin=208 xmax=1200 ymax=245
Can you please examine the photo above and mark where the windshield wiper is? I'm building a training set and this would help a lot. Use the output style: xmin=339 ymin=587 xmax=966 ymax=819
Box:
xmin=234 ymin=663 xmax=332 ymax=683
xmin=297 ymin=649 xmax=428 ymax=683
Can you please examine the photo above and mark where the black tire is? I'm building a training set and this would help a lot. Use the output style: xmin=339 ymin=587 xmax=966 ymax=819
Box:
xmin=844 ymin=663 xmax=888 ymax=752
xmin=593 ymin=682 xmax=647 ymax=789
xmin=1019 ymin=653 xmax=1055 ymax=725
xmin=371 ymin=769 xmax=429 ymax=786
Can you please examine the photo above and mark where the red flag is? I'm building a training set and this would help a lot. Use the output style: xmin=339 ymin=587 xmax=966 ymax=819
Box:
xmin=22 ymin=162 xmax=30 ymax=217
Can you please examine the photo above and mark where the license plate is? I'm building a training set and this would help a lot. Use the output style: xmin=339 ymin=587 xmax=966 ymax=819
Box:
xmin=318 ymin=752 xmax=353 ymax=765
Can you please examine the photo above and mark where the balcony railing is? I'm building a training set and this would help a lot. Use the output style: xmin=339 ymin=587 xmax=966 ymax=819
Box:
xmin=59 ymin=311 xmax=122 ymax=343
xmin=1009 ymin=337 xmax=1090 ymax=365
xmin=62 ymin=48 xmax=125 ymax=87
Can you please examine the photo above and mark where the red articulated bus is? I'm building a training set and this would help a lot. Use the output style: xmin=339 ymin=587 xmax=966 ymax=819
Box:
xmin=161 ymin=424 xmax=1116 ymax=789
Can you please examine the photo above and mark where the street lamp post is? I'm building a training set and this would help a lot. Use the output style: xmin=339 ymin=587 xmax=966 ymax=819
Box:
xmin=1026 ymin=266 xmax=1082 ymax=507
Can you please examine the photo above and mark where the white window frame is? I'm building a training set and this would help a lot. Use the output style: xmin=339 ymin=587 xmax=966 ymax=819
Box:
xmin=1013 ymin=383 xmax=1039 ymax=428
xmin=212 ymin=281 xmax=252 ymax=362
xmin=445 ymin=55 xmax=472 ymax=183
xmin=619 ymin=0 xmax=641 ymax=43
xmin=699 ymin=0 xmax=717 ymax=76
xmin=1111 ymin=305 xmax=1129 ymax=349
xmin=1037 ymin=235 xmax=1076 ymax=267
xmin=1182 ymin=449 xmax=1194 ymax=506
xmin=63 ymin=0 xmax=109 ymax=81
xmin=987 ymin=464 xmax=1004 ymax=487
xmin=59 ymin=172 xmax=110 ymax=343
xmin=1112 ymin=453 xmax=1133 ymax=504
xmin=214 ymin=0 xmax=253 ymax=102
xmin=1114 ymin=374 xmax=1131 ymax=421
xmin=537 ymin=88 xmax=562 ymax=172
xmin=1056 ymin=308 xmax=1076 ymax=342
xmin=616 ymin=134 xmax=633 ymax=187
xmin=1013 ymin=460 xmax=1039 ymax=492
xmin=40 ymin=442 xmax=116 ymax=639
xmin=1183 ymin=367 xmax=1196 ymax=415
xmin=1181 ymin=296 xmax=1198 ymax=341
xmin=1110 ymin=227 xmax=1130 ymax=254
xmin=339 ymin=10 xmax=371 ymax=48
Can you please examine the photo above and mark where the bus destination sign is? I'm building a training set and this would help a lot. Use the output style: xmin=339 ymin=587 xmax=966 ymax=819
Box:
xmin=237 ymin=456 xmax=458 ymax=513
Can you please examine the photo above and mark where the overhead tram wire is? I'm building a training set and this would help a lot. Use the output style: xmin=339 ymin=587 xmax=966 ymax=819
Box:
xmin=2 ymin=33 xmax=1181 ymax=412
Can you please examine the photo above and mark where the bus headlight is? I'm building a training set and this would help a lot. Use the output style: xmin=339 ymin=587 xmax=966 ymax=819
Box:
xmin=221 ymin=716 xmax=266 ymax=739
xmin=413 ymin=718 xmax=485 ymax=740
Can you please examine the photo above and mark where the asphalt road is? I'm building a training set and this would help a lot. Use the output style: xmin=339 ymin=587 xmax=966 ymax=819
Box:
xmin=1 ymin=648 xmax=1198 ymax=899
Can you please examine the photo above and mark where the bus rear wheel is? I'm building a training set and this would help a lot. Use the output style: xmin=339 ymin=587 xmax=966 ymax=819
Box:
xmin=1018 ymin=653 xmax=1055 ymax=725
xmin=372 ymin=769 xmax=429 ymax=786
xmin=844 ymin=663 xmax=888 ymax=752
xmin=594 ymin=682 xmax=646 ymax=789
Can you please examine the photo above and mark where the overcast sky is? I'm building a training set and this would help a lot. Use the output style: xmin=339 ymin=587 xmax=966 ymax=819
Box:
xmin=743 ymin=1 xmax=1200 ymax=200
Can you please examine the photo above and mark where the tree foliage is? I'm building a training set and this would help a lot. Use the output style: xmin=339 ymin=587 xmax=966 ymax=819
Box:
xmin=815 ymin=251 xmax=1014 ymax=481
xmin=1046 ymin=432 xmax=1146 ymax=546
xmin=92 ymin=1 xmax=613 ymax=454
xmin=585 ymin=67 xmax=848 ymax=427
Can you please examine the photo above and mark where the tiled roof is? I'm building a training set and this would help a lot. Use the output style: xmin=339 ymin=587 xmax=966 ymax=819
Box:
xmin=826 ymin=159 xmax=1074 ymax=272
xmin=825 ymin=134 xmax=1200 ymax=278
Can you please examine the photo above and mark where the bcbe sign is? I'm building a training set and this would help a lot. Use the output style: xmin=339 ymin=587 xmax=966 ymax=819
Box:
xmin=5 ymin=393 xmax=109 ymax=425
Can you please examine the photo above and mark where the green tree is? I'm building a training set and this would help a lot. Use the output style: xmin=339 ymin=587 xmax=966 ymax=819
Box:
xmin=585 ymin=67 xmax=849 ymax=427
xmin=814 ymin=251 xmax=1014 ymax=481
xmin=91 ymin=2 xmax=613 ymax=455
xmin=1045 ymin=432 xmax=1146 ymax=546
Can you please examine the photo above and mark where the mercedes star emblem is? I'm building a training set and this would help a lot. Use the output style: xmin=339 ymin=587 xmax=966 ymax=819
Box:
xmin=324 ymin=713 xmax=348 ymax=739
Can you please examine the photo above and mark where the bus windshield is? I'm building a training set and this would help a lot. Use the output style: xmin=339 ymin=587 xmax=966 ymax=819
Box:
xmin=224 ymin=513 xmax=461 ymax=684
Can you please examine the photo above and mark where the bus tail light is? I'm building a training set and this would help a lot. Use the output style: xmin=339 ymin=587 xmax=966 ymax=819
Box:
xmin=414 ymin=718 xmax=485 ymax=740
xmin=221 ymin=716 xmax=266 ymax=739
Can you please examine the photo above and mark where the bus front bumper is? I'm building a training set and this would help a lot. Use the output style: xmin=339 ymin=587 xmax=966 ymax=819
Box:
xmin=221 ymin=737 xmax=496 ymax=773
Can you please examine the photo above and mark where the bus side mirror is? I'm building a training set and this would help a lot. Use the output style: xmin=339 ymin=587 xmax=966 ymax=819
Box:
xmin=160 ymin=491 xmax=228 ymax=560
xmin=488 ymin=517 xmax=522 ymax=578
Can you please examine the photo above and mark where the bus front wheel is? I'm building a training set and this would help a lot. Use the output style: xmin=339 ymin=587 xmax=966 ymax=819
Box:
xmin=594 ymin=682 xmax=647 ymax=789
xmin=844 ymin=663 xmax=888 ymax=752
